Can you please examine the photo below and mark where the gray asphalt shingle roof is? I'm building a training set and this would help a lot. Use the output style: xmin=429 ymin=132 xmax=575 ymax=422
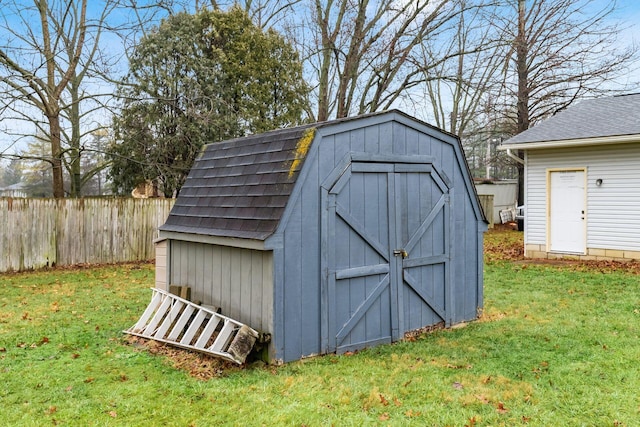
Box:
xmin=160 ymin=124 xmax=316 ymax=240
xmin=502 ymin=93 xmax=640 ymax=146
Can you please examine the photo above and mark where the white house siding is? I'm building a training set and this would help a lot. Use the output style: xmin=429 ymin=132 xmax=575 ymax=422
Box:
xmin=525 ymin=143 xmax=640 ymax=259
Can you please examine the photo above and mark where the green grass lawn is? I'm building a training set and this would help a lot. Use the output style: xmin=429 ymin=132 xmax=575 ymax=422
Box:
xmin=2 ymin=230 xmax=640 ymax=426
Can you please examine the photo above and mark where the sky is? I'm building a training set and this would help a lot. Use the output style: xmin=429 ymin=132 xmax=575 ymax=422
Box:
xmin=608 ymin=0 xmax=640 ymax=87
xmin=0 ymin=0 xmax=639 ymax=160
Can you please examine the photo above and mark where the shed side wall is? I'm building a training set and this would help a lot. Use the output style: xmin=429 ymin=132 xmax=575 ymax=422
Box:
xmin=169 ymin=240 xmax=274 ymax=333
xmin=525 ymin=143 xmax=640 ymax=253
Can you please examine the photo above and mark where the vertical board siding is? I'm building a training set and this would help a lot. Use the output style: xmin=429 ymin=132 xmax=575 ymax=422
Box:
xmin=0 ymin=198 xmax=174 ymax=272
xmin=155 ymin=240 xmax=168 ymax=290
xmin=169 ymin=240 xmax=274 ymax=333
xmin=276 ymin=117 xmax=484 ymax=361
xmin=475 ymin=182 xmax=518 ymax=223
xmin=526 ymin=144 xmax=640 ymax=251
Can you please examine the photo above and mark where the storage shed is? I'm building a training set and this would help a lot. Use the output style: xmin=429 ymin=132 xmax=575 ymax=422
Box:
xmin=156 ymin=110 xmax=487 ymax=363
xmin=500 ymin=94 xmax=640 ymax=261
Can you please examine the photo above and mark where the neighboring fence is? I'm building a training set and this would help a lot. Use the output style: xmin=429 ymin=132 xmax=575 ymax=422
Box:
xmin=475 ymin=180 xmax=518 ymax=224
xmin=0 ymin=197 xmax=175 ymax=273
xmin=477 ymin=195 xmax=494 ymax=229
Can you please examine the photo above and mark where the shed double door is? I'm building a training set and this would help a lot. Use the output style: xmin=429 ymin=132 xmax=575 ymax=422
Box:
xmin=323 ymin=162 xmax=451 ymax=354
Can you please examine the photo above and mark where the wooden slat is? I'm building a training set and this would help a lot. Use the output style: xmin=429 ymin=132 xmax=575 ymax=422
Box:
xmin=194 ymin=317 xmax=221 ymax=348
xmin=335 ymin=263 xmax=389 ymax=280
xmin=144 ymin=296 xmax=173 ymax=335
xmin=154 ymin=300 xmax=184 ymax=339
xmin=210 ymin=320 xmax=236 ymax=352
xmin=179 ymin=310 xmax=208 ymax=345
xmin=166 ymin=304 xmax=196 ymax=340
xmin=131 ymin=291 xmax=164 ymax=333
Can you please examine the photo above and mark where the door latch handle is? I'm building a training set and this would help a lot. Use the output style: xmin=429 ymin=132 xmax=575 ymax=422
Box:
xmin=393 ymin=249 xmax=408 ymax=258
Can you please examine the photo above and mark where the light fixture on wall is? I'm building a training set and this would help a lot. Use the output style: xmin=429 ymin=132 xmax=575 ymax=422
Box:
xmin=595 ymin=179 xmax=603 ymax=187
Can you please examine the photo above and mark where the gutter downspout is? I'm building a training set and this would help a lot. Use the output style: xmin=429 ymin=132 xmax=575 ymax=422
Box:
xmin=506 ymin=148 xmax=524 ymax=165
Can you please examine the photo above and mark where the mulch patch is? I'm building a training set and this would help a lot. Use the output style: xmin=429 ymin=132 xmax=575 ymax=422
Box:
xmin=125 ymin=335 xmax=245 ymax=380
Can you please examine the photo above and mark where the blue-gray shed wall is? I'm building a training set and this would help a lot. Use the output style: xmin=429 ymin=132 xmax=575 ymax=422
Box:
xmin=266 ymin=115 xmax=485 ymax=362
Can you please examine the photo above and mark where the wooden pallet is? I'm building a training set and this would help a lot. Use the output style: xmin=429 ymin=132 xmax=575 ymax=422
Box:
xmin=124 ymin=288 xmax=258 ymax=364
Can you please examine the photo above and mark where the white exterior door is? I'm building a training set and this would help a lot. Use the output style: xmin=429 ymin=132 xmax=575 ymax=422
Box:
xmin=549 ymin=170 xmax=585 ymax=253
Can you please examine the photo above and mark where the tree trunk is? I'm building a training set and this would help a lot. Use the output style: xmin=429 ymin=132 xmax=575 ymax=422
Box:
xmin=69 ymin=77 xmax=82 ymax=197
xmin=317 ymin=46 xmax=331 ymax=122
xmin=516 ymin=0 xmax=529 ymax=134
xmin=515 ymin=0 xmax=528 ymax=208
xmin=49 ymin=114 xmax=65 ymax=198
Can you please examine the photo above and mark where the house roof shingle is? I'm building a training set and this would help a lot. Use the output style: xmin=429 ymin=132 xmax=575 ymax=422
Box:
xmin=502 ymin=93 xmax=640 ymax=146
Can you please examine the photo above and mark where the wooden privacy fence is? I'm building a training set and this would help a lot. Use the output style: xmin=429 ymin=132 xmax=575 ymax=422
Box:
xmin=477 ymin=194 xmax=494 ymax=228
xmin=0 ymin=198 xmax=175 ymax=273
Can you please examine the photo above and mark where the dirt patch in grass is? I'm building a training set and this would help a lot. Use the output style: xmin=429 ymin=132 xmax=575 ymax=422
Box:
xmin=125 ymin=335 xmax=244 ymax=379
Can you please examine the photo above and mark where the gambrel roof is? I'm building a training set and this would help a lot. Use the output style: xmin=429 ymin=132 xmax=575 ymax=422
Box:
xmin=502 ymin=93 xmax=640 ymax=148
xmin=160 ymin=110 xmax=486 ymax=241
xmin=160 ymin=124 xmax=316 ymax=240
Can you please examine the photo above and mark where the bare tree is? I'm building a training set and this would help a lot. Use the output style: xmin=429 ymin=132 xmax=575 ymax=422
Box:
xmin=420 ymin=0 xmax=505 ymax=137
xmin=283 ymin=0 xmax=475 ymax=121
xmin=0 ymin=0 xmax=123 ymax=197
xmin=490 ymin=0 xmax=639 ymax=204
xmin=498 ymin=0 xmax=638 ymax=133
xmin=0 ymin=0 xmax=90 ymax=197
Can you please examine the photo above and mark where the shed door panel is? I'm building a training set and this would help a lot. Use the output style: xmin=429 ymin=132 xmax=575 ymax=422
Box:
xmin=332 ymin=170 xmax=394 ymax=352
xmin=396 ymin=172 xmax=449 ymax=333
xmin=326 ymin=163 xmax=449 ymax=354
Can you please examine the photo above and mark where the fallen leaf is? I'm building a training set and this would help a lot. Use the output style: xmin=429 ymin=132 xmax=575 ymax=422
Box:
xmin=40 ymin=337 xmax=50 ymax=344
xmin=482 ymin=376 xmax=492 ymax=384
xmin=84 ymin=377 xmax=95 ymax=383
xmin=522 ymin=416 xmax=531 ymax=423
xmin=46 ymin=406 xmax=57 ymax=415
xmin=452 ymin=382 xmax=464 ymax=390
xmin=393 ymin=397 xmax=402 ymax=407
xmin=71 ymin=353 xmax=80 ymax=359
xmin=379 ymin=413 xmax=390 ymax=421
xmin=21 ymin=312 xmax=29 ymax=320
xmin=496 ymin=402 xmax=509 ymax=414
xmin=0 ymin=347 xmax=5 ymax=352
xmin=109 ymin=411 xmax=117 ymax=418
xmin=379 ymin=393 xmax=389 ymax=406
xmin=405 ymin=409 xmax=421 ymax=417
xmin=465 ymin=417 xmax=477 ymax=427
